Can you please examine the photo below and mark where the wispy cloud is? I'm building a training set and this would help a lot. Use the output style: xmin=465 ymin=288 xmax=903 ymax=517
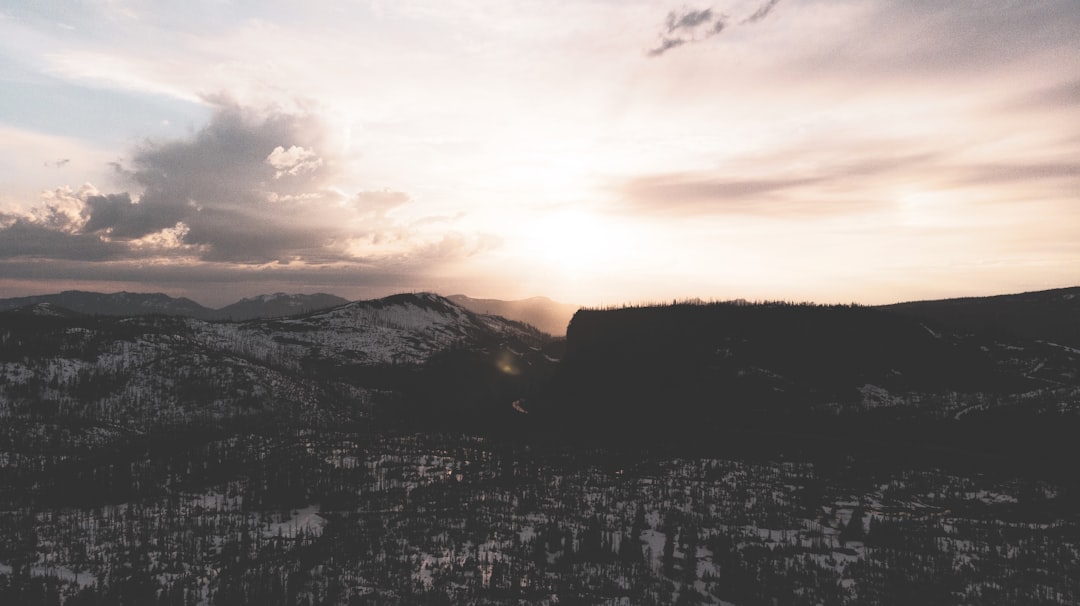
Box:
xmin=647 ymin=1 xmax=782 ymax=57
xmin=648 ymin=7 xmax=727 ymax=57
xmin=667 ymin=7 xmax=716 ymax=32
xmin=742 ymin=0 xmax=781 ymax=25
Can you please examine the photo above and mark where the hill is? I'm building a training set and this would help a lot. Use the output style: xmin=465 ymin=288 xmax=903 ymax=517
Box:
xmin=537 ymin=301 xmax=1080 ymax=466
xmin=0 ymin=290 xmax=214 ymax=318
xmin=877 ymin=286 xmax=1080 ymax=347
xmin=0 ymin=293 xmax=554 ymax=433
xmin=212 ymin=292 xmax=350 ymax=320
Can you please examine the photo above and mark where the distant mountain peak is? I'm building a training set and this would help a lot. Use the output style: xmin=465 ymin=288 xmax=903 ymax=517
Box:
xmin=877 ymin=285 xmax=1080 ymax=347
xmin=215 ymin=292 xmax=350 ymax=320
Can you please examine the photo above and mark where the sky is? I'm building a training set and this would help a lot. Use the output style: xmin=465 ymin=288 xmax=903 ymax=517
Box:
xmin=0 ymin=0 xmax=1078 ymax=307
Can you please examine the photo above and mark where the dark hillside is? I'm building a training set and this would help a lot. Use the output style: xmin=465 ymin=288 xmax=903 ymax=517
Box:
xmin=212 ymin=292 xmax=349 ymax=320
xmin=878 ymin=286 xmax=1080 ymax=347
xmin=0 ymin=290 xmax=213 ymax=318
xmin=538 ymin=301 xmax=1079 ymax=465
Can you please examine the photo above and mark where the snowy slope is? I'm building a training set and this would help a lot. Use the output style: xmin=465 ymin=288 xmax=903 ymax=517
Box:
xmin=203 ymin=292 xmax=547 ymax=368
xmin=0 ymin=293 xmax=549 ymax=431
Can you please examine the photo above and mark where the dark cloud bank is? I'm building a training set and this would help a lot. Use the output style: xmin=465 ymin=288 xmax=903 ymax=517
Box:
xmin=0 ymin=101 xmax=491 ymax=293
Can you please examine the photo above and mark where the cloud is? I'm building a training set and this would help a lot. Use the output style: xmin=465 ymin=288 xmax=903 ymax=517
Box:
xmin=742 ymin=0 xmax=781 ymax=25
xmin=612 ymin=149 xmax=951 ymax=216
xmin=667 ymin=8 xmax=715 ymax=33
xmin=779 ymin=1 xmax=1079 ymax=82
xmin=647 ymin=37 xmax=688 ymax=58
xmin=615 ymin=151 xmax=1080 ymax=218
xmin=647 ymin=1 xmax=781 ymax=57
xmin=0 ymin=101 xmax=484 ymax=270
xmin=0 ymin=256 xmax=444 ymax=305
xmin=950 ymin=162 xmax=1080 ymax=188
xmin=354 ymin=190 xmax=411 ymax=216
xmin=648 ymin=7 xmax=728 ymax=57
xmin=1001 ymin=78 xmax=1080 ymax=113
xmin=266 ymin=145 xmax=323 ymax=179
xmin=46 ymin=158 xmax=71 ymax=168
xmin=82 ymin=191 xmax=184 ymax=239
xmin=0 ymin=215 xmax=126 ymax=261
xmin=617 ymin=172 xmax=833 ymax=215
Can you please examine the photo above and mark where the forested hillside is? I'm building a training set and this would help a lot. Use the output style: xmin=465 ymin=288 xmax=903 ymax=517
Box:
xmin=0 ymin=294 xmax=1077 ymax=604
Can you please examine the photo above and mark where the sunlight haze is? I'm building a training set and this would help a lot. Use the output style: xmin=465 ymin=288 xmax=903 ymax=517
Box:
xmin=1 ymin=0 xmax=1077 ymax=307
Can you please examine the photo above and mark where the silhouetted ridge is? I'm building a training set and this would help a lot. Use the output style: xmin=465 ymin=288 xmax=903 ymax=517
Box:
xmin=369 ymin=292 xmax=464 ymax=313
xmin=877 ymin=286 xmax=1080 ymax=347
xmin=546 ymin=301 xmax=1032 ymax=447
xmin=0 ymin=290 xmax=353 ymax=321
xmin=0 ymin=290 xmax=213 ymax=318
xmin=0 ymin=302 xmax=85 ymax=319
xmin=214 ymin=292 xmax=348 ymax=320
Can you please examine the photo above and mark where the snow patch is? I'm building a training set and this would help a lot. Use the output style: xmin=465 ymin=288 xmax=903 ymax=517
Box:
xmin=264 ymin=505 xmax=326 ymax=539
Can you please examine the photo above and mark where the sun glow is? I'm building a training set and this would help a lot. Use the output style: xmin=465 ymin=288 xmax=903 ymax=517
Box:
xmin=528 ymin=210 xmax=636 ymax=275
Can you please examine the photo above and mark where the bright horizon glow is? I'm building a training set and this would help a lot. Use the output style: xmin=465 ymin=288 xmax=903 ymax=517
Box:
xmin=0 ymin=1 xmax=1078 ymax=308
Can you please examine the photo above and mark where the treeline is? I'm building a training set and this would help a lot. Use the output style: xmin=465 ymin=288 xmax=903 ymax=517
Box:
xmin=580 ymin=299 xmax=865 ymax=312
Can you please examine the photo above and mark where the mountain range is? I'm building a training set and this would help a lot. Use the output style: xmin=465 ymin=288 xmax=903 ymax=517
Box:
xmin=0 ymin=290 xmax=579 ymax=333
xmin=876 ymin=286 xmax=1080 ymax=347
xmin=10 ymin=285 xmax=1072 ymax=343
xmin=0 ymin=290 xmax=349 ymax=322
xmin=0 ymin=292 xmax=552 ymax=433
xmin=3 ymin=286 xmax=1077 ymax=437
xmin=5 ymin=291 xmax=1076 ymax=604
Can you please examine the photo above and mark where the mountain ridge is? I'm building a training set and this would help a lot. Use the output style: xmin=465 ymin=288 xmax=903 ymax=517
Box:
xmin=0 ymin=291 xmax=553 ymax=432
xmin=11 ymin=284 xmax=1076 ymax=340
xmin=2 ymin=288 xmax=1079 ymax=468
xmin=215 ymin=292 xmax=349 ymax=320
xmin=875 ymin=286 xmax=1080 ymax=347
xmin=535 ymin=297 xmax=1080 ymax=467
xmin=0 ymin=290 xmax=350 ymax=322
xmin=0 ymin=290 xmax=579 ymax=332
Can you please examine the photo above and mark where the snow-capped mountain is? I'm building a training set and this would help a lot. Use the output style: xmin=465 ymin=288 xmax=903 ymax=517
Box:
xmin=0 ymin=293 xmax=552 ymax=431
xmin=203 ymin=292 xmax=548 ymax=368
